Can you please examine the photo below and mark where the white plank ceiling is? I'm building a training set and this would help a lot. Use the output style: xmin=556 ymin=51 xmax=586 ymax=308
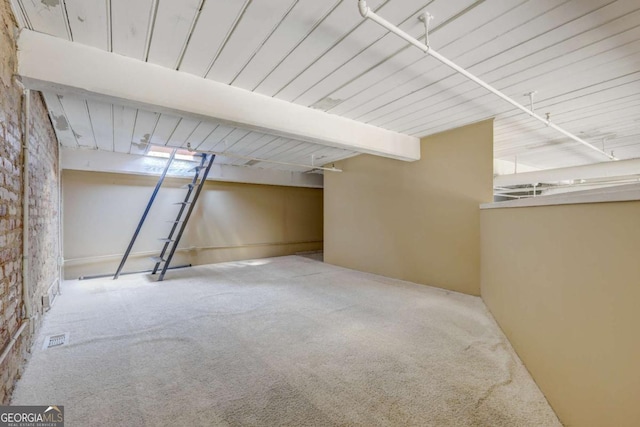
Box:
xmin=11 ymin=0 xmax=640 ymax=171
xmin=41 ymin=92 xmax=357 ymax=172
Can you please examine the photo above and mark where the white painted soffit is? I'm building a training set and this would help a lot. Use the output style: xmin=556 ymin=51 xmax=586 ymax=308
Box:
xmin=482 ymin=183 xmax=640 ymax=209
xmin=495 ymin=157 xmax=640 ymax=187
xmin=61 ymin=148 xmax=324 ymax=189
xmin=17 ymin=29 xmax=420 ymax=162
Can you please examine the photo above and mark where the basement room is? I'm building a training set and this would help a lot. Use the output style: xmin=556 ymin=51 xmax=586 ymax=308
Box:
xmin=1 ymin=0 xmax=638 ymax=426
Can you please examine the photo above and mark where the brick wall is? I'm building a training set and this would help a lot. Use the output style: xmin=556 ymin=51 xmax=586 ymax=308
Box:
xmin=0 ymin=0 xmax=60 ymax=404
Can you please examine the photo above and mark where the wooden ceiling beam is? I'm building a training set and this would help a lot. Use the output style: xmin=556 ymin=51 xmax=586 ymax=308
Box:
xmin=17 ymin=29 xmax=420 ymax=162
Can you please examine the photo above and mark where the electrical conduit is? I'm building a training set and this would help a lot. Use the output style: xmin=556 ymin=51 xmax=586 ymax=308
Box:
xmin=1 ymin=87 xmax=33 ymax=366
xmin=22 ymin=89 xmax=32 ymax=321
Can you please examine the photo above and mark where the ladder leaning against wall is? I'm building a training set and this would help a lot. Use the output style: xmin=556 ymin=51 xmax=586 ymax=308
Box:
xmin=113 ymin=149 xmax=216 ymax=281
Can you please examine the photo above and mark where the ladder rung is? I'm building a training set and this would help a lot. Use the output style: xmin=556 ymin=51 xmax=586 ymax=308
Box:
xmin=173 ymin=201 xmax=191 ymax=205
xmin=190 ymin=166 xmax=205 ymax=172
xmin=158 ymin=238 xmax=174 ymax=243
xmin=181 ymin=183 xmax=195 ymax=189
xmin=151 ymin=256 xmax=165 ymax=263
xmin=166 ymin=220 xmax=184 ymax=223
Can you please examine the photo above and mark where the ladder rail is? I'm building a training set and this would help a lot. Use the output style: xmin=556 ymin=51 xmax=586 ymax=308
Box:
xmin=113 ymin=148 xmax=177 ymax=279
xmin=151 ymin=155 xmax=206 ymax=274
xmin=158 ymin=154 xmax=215 ymax=281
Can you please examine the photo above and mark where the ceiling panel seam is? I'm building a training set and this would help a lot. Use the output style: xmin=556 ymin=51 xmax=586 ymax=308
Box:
xmin=466 ymin=1 xmax=626 ymax=69
xmin=192 ymin=124 xmax=220 ymax=150
xmin=249 ymin=0 xmax=343 ymax=92
xmin=198 ymin=126 xmax=234 ymax=152
xmin=163 ymin=117 xmax=184 ymax=147
xmin=263 ymin=141 xmax=307 ymax=160
xmin=12 ymin=0 xmax=31 ymax=29
xmin=294 ymin=1 xmax=497 ymax=109
xmin=414 ymin=95 xmax=634 ymax=139
xmin=271 ymin=0 xmax=392 ymax=98
xmin=61 ymin=0 xmax=73 ymax=40
xmin=322 ymin=0 xmax=486 ymax=114
xmin=110 ymin=104 xmax=114 ymax=151
xmin=245 ymin=137 xmax=289 ymax=160
xmin=128 ymin=110 xmax=155 ymax=154
xmin=228 ymin=134 xmax=279 ymax=165
xmin=84 ymin=100 xmax=99 ymax=149
xmin=106 ymin=0 xmax=112 ymax=52
xmin=234 ymin=135 xmax=281 ymax=164
xmin=287 ymin=145 xmax=347 ymax=166
xmin=351 ymin=0 xmax=570 ymax=123
xmin=291 ymin=0 xmax=438 ymax=105
xmin=356 ymin=0 xmax=628 ymax=127
xmin=393 ymin=49 xmax=640 ymax=133
xmin=390 ymin=2 xmax=636 ymax=129
xmin=405 ymin=62 xmax=640 ymax=135
xmin=128 ymin=110 xmax=143 ymax=154
xmin=432 ymin=72 xmax=640 ymax=134
xmin=228 ymin=0 xmax=300 ymax=85
xmin=326 ymin=0 xmax=517 ymax=116
xmin=521 ymin=72 xmax=640 ymax=110
xmin=174 ymin=0 xmax=206 ymax=70
xmin=280 ymin=145 xmax=333 ymax=165
xmin=492 ymin=73 xmax=640 ymax=128
xmin=494 ymin=94 xmax=639 ymax=132
xmin=419 ymin=96 xmax=640 ymax=143
xmin=470 ymin=15 xmax=640 ymax=89
xmin=142 ymin=0 xmax=159 ymax=62
xmin=210 ymin=129 xmax=248 ymax=153
xmin=55 ymin=94 xmax=80 ymax=148
xmin=222 ymin=129 xmax=253 ymax=152
xmin=176 ymin=119 xmax=202 ymax=148
xmin=126 ymin=109 xmax=136 ymax=152
xmin=202 ymin=0 xmax=253 ymax=78
xmin=272 ymin=141 xmax=317 ymax=163
xmin=329 ymin=0 xmax=529 ymax=118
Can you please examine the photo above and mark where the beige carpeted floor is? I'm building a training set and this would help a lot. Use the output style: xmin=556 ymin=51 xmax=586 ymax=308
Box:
xmin=13 ymin=256 xmax=560 ymax=426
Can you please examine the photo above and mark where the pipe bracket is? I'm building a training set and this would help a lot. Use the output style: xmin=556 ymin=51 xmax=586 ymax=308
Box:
xmin=358 ymin=0 xmax=370 ymax=18
xmin=418 ymin=12 xmax=434 ymax=48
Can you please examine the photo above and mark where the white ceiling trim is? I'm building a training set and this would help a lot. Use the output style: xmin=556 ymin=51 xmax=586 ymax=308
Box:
xmin=17 ymin=29 xmax=420 ymax=162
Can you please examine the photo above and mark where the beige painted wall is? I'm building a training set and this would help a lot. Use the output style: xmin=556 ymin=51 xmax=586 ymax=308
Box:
xmin=63 ymin=170 xmax=323 ymax=278
xmin=324 ymin=120 xmax=494 ymax=295
xmin=481 ymin=201 xmax=640 ymax=427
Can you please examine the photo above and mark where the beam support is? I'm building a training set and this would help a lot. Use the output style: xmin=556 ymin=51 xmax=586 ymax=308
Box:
xmin=17 ymin=30 xmax=419 ymax=162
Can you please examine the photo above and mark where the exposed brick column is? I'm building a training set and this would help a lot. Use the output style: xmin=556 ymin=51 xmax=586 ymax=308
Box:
xmin=0 ymin=0 xmax=60 ymax=404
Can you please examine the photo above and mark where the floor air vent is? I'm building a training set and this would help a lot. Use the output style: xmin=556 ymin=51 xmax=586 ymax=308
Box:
xmin=43 ymin=333 xmax=69 ymax=350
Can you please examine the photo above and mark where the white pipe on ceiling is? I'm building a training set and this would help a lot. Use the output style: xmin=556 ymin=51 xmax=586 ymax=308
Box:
xmin=357 ymin=0 xmax=616 ymax=161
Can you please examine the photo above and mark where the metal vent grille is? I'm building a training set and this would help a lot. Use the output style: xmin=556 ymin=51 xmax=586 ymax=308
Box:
xmin=43 ymin=333 xmax=69 ymax=350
